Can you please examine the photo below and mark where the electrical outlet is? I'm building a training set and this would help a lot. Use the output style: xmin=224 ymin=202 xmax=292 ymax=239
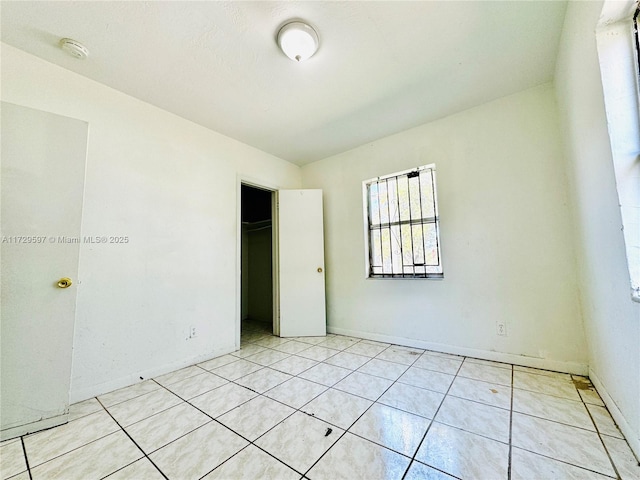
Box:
xmin=496 ymin=321 xmax=507 ymax=336
xmin=185 ymin=326 xmax=197 ymax=340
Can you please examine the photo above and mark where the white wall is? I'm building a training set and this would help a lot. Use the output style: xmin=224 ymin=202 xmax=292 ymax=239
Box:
xmin=554 ymin=0 xmax=640 ymax=457
xmin=302 ymin=83 xmax=588 ymax=373
xmin=1 ymin=44 xmax=301 ymax=402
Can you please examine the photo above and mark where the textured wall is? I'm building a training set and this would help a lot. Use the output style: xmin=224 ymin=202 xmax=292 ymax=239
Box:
xmin=1 ymin=44 xmax=301 ymax=401
xmin=302 ymin=83 xmax=587 ymax=374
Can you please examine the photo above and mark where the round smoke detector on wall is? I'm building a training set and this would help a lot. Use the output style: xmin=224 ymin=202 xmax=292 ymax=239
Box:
xmin=59 ymin=38 xmax=89 ymax=59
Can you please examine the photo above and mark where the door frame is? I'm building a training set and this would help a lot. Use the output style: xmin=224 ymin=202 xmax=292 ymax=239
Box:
xmin=236 ymin=176 xmax=280 ymax=348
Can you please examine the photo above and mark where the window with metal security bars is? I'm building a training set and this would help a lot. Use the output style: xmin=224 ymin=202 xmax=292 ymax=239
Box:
xmin=363 ymin=165 xmax=443 ymax=278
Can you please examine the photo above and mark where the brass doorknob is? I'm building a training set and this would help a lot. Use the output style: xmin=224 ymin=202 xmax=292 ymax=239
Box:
xmin=57 ymin=277 xmax=72 ymax=288
xmin=317 ymin=267 xmax=323 ymax=273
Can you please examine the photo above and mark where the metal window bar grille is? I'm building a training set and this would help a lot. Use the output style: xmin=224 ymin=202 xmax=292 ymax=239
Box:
xmin=366 ymin=166 xmax=443 ymax=278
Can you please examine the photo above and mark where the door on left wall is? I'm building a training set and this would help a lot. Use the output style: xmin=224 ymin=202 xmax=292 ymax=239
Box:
xmin=1 ymin=102 xmax=88 ymax=440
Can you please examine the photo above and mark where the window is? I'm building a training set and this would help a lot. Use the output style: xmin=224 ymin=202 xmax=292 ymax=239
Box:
xmin=363 ymin=164 xmax=443 ymax=278
xmin=596 ymin=6 xmax=640 ymax=301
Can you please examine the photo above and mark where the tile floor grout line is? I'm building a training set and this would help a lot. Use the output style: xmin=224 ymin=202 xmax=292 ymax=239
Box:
xmin=306 ymin=349 xmax=405 ymax=411
xmin=20 ymin=436 xmax=32 ymax=480
xmin=339 ymin=358 xmax=405 ymax=383
xmin=156 ymin=372 xmax=308 ymax=478
xmin=149 ymin=380 xmax=267 ymax=456
xmin=20 ymin=414 xmax=122 ymax=472
xmin=580 ymin=383 xmax=623 ymax=479
xmin=199 ymin=378 xmax=328 ymax=477
xmin=400 ymin=355 xmax=466 ymax=480
xmin=237 ymin=327 xmax=615 ymax=478
xmin=455 ymin=375 xmax=511 ymax=388
xmin=228 ymin=367 xmax=289 ymax=389
xmin=206 ymin=405 xmax=312 ymax=479
xmin=300 ymin=426 xmax=351 ymax=478
xmin=245 ymin=378 xmax=337 ymax=476
xmin=511 ymin=384 xmax=592 ymax=402
xmin=515 ymin=366 xmax=574 ymax=378
xmin=242 ymin=325 xmax=634 ymax=478
xmin=261 ymin=378 xmax=328 ymax=410
xmin=269 ymin=357 xmax=323 ymax=378
xmin=513 ymin=410 xmax=605 ymax=434
xmin=509 ymin=375 xmax=623 ymax=479
xmin=507 ymin=364 xmax=514 ymax=480
xmin=298 ymin=391 xmax=381 ymax=475
xmin=301 ymin=345 xmax=426 ymax=479
xmin=95 ymin=396 xmax=169 ymax=480
xmin=249 ymin=442 xmax=307 ymax=478
xmin=60 ymin=324 xmax=632 ymax=480
xmin=443 ymin=390 xmax=511 ymax=412
xmin=283 ymin=343 xmax=382 ymax=391
xmin=464 ymin=358 xmax=513 ymax=369
xmin=288 ymin=333 xmax=515 ymax=478
xmin=148 ymin=379 xmax=295 ymax=476
xmin=198 ymin=434 xmax=307 ymax=480
xmin=336 ymin=347 xmax=430 ymax=478
xmin=154 ymin=365 xmax=209 ymax=383
xmin=421 ymin=420 xmax=512 ymax=447
xmin=249 ymin=326 xmax=544 ymax=375
xmin=249 ymin=350 xmax=369 ymax=442
xmin=292 ymin=348 xmax=343 ymax=364
xmin=97 ymin=382 xmax=166 ymax=411
xmin=106 ymin=390 xmax=193 ymax=431
xmin=194 ymin=443 xmax=253 ymax=480
xmin=284 ymin=353 xmax=394 ymax=436
xmin=152 ymin=378 xmax=223 ymax=418
xmin=510 ymin=445 xmax=618 ymax=479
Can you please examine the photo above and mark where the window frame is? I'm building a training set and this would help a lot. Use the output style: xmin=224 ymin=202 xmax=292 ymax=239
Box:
xmin=596 ymin=7 xmax=640 ymax=302
xmin=362 ymin=164 xmax=443 ymax=280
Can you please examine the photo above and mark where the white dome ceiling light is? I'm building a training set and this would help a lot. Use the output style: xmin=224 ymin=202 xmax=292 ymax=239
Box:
xmin=277 ymin=21 xmax=319 ymax=62
xmin=59 ymin=38 xmax=89 ymax=59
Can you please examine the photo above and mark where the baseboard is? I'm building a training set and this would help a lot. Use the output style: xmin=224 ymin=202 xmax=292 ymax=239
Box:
xmin=69 ymin=345 xmax=238 ymax=404
xmin=1 ymin=413 xmax=68 ymax=442
xmin=327 ymin=325 xmax=589 ymax=376
xmin=589 ymin=369 xmax=640 ymax=460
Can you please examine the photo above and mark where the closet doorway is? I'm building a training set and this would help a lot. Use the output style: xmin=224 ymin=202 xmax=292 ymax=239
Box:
xmin=241 ymin=184 xmax=275 ymax=335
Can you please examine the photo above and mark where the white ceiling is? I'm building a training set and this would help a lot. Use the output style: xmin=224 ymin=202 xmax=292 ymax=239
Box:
xmin=1 ymin=1 xmax=568 ymax=165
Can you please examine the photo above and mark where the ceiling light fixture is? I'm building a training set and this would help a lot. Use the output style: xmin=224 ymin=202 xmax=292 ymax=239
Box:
xmin=277 ymin=21 xmax=319 ymax=62
xmin=59 ymin=38 xmax=89 ymax=59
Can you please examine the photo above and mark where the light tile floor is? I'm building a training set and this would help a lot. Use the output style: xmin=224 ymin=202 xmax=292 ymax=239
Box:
xmin=2 ymin=321 xmax=639 ymax=480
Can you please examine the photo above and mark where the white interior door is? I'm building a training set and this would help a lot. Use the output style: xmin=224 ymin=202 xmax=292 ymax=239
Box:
xmin=1 ymin=102 xmax=88 ymax=440
xmin=278 ymin=189 xmax=326 ymax=337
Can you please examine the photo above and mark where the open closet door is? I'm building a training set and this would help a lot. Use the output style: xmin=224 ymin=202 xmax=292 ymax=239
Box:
xmin=277 ymin=189 xmax=326 ymax=337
